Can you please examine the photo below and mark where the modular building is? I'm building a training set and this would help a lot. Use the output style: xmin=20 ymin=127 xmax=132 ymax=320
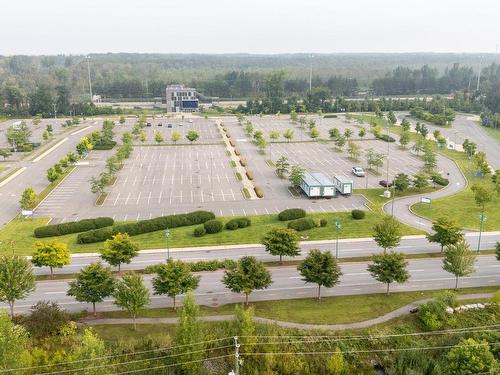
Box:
xmin=300 ymin=172 xmax=336 ymax=198
xmin=165 ymin=84 xmax=199 ymax=113
xmin=334 ymin=175 xmax=354 ymax=195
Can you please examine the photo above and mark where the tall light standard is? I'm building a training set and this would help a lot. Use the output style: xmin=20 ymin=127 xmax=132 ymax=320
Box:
xmin=477 ymin=213 xmax=487 ymax=253
xmin=309 ymin=55 xmax=313 ymax=92
xmin=86 ymin=56 xmax=93 ymax=103
xmin=165 ymin=227 xmax=171 ymax=261
xmin=384 ymin=122 xmax=391 ymax=195
xmin=335 ymin=220 xmax=341 ymax=258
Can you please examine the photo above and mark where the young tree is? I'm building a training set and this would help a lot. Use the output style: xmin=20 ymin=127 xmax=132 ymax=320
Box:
xmin=310 ymin=128 xmax=320 ymax=139
xmin=170 ymin=130 xmax=181 ymax=144
xmin=423 ymin=145 xmax=437 ymax=171
xmin=71 ymin=329 xmax=109 ymax=370
xmin=289 ymin=164 xmax=305 ymax=188
xmin=154 ymin=130 xmax=164 ymax=144
xmin=76 ymin=136 xmax=93 ymax=155
xmin=344 ymin=128 xmax=353 ymax=139
xmin=412 ymin=136 xmax=425 ymax=155
xmin=444 ymin=338 xmax=498 ymax=375
xmin=297 ymin=249 xmax=342 ymax=300
xmin=186 ymin=130 xmax=199 ymax=143
xmin=222 ymin=256 xmax=272 ymax=305
xmin=42 ymin=130 xmax=50 ymax=140
xmin=257 ymin=137 xmax=268 ymax=153
xmin=329 ymin=127 xmax=340 ymax=140
xmin=367 ymin=251 xmax=409 ymax=295
xmin=471 ymin=184 xmax=493 ymax=212
xmin=175 ymin=292 xmax=205 ymax=373
xmin=89 ymin=176 xmax=105 ymax=196
xmin=394 ymin=173 xmax=411 ymax=192
xmin=113 ymin=272 xmax=150 ymax=330
xmin=152 ymin=260 xmax=200 ymax=310
xmin=119 ymin=115 xmax=126 ymax=124
xmin=121 ymin=132 xmax=132 ymax=144
xmin=400 ymin=118 xmax=411 ymax=131
xmin=0 ymin=256 xmax=36 ymax=316
xmin=139 ymin=130 xmax=147 ymax=143
xmin=261 ymin=227 xmax=300 ymax=263
xmin=244 ymin=122 xmax=254 ymax=135
xmin=19 ymin=187 xmax=37 ymax=210
xmin=373 ymin=216 xmax=402 ymax=252
xmin=442 ymin=240 xmax=476 ymax=289
xmin=474 ymin=151 xmax=491 ymax=176
xmin=347 ymin=141 xmax=361 ymax=161
xmin=67 ymin=262 xmax=115 ymax=316
xmin=413 ymin=173 xmax=429 ymax=190
xmin=334 ymin=135 xmax=347 ymax=150
xmin=462 ymin=139 xmax=477 ymax=158
xmin=0 ymin=311 xmax=30 ymax=369
xmin=366 ymin=148 xmax=384 ymax=173
xmin=427 ymin=217 xmax=464 ymax=252
xmin=275 ymin=156 xmax=290 ymax=177
xmin=46 ymin=167 xmax=59 ymax=183
xmin=32 ymin=240 xmax=70 ymax=277
xmin=387 ymin=111 xmax=397 ymax=125
xmin=100 ymin=233 xmax=139 ymax=272
xmin=283 ymin=129 xmax=294 ymax=142
xmin=269 ymin=130 xmax=280 ymax=142
xmin=358 ymin=128 xmax=366 ymax=139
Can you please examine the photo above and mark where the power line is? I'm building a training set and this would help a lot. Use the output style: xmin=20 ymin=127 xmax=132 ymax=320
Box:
xmin=0 ymin=336 xmax=233 ymax=373
xmin=34 ymin=344 xmax=233 ymax=375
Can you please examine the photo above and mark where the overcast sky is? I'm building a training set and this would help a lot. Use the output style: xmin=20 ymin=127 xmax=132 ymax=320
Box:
xmin=1 ymin=0 xmax=499 ymax=55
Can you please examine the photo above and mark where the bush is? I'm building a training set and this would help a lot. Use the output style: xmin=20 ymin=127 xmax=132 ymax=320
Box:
xmin=246 ymin=170 xmax=254 ymax=180
xmin=240 ymin=158 xmax=247 ymax=167
xmin=193 ymin=226 xmax=206 ymax=237
xmin=34 ymin=217 xmax=114 ymax=238
xmin=254 ymin=186 xmax=264 ymax=198
xmin=320 ymin=218 xmax=328 ymax=227
xmin=287 ymin=217 xmax=316 ymax=231
xmin=93 ymin=141 xmax=117 ymax=150
xmin=431 ymin=174 xmax=449 ymax=186
xmin=323 ymin=114 xmax=338 ymax=118
xmin=203 ymin=219 xmax=223 ymax=234
xmin=77 ymin=211 xmax=215 ymax=243
xmin=278 ymin=208 xmax=306 ymax=221
xmin=22 ymin=301 xmax=69 ymax=339
xmin=376 ymin=133 xmax=396 ymax=142
xmin=225 ymin=217 xmax=251 ymax=230
xmin=351 ymin=209 xmax=366 ymax=220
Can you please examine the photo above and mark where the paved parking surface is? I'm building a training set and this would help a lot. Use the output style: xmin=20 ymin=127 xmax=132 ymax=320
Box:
xmin=138 ymin=118 xmax=221 ymax=145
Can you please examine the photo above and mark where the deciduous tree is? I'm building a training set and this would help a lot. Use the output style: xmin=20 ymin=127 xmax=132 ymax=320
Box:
xmin=113 ymin=272 xmax=150 ymax=330
xmin=32 ymin=240 xmax=71 ymax=277
xmin=427 ymin=217 xmax=464 ymax=252
xmin=373 ymin=216 xmax=402 ymax=252
xmin=261 ymin=227 xmax=300 ymax=263
xmin=442 ymin=240 xmax=476 ymax=289
xmin=0 ymin=256 xmax=36 ymax=316
xmin=297 ymin=249 xmax=342 ymax=300
xmin=367 ymin=251 xmax=409 ymax=295
xmin=100 ymin=233 xmax=139 ymax=272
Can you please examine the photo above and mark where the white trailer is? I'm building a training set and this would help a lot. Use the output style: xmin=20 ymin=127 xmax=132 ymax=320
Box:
xmin=334 ymin=175 xmax=353 ymax=195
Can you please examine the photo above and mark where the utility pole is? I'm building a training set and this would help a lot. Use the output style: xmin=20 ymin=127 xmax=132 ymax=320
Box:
xmin=477 ymin=213 xmax=487 ymax=253
xmin=309 ymin=55 xmax=313 ymax=92
xmin=86 ymin=56 xmax=93 ymax=103
xmin=53 ymin=103 xmax=57 ymax=119
xmin=234 ymin=336 xmax=240 ymax=375
xmin=476 ymin=57 xmax=482 ymax=92
xmin=385 ymin=122 xmax=391 ymax=195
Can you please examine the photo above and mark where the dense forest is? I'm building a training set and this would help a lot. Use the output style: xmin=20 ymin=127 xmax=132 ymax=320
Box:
xmin=0 ymin=53 xmax=499 ymax=123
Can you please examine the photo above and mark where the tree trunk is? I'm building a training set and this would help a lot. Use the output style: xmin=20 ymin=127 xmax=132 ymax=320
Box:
xmin=93 ymin=302 xmax=96 ymax=316
xmin=9 ymin=301 xmax=14 ymax=317
xmin=386 ymin=283 xmax=390 ymax=295
xmin=133 ymin=315 xmax=137 ymax=331
xmin=317 ymin=285 xmax=321 ymax=300
xmin=50 ymin=266 xmax=54 ymax=278
xmin=279 ymin=254 xmax=283 ymax=264
xmin=173 ymin=295 xmax=177 ymax=310
xmin=455 ymin=276 xmax=459 ymax=290
xmin=245 ymin=293 xmax=249 ymax=306
xmin=118 ymin=263 xmax=121 ymax=273
xmin=440 ymin=245 xmax=444 ymax=253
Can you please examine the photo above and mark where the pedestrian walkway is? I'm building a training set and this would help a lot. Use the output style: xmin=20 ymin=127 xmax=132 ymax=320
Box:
xmin=80 ymin=293 xmax=492 ymax=331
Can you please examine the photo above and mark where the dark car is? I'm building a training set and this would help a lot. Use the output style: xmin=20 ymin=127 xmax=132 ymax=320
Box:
xmin=379 ymin=180 xmax=393 ymax=187
xmin=158 ymin=123 xmax=163 ymax=126
xmin=146 ymin=122 xmax=152 ymax=127
xmin=167 ymin=124 xmax=173 ymax=128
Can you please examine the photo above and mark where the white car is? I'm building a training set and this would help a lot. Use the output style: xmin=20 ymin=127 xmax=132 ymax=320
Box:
xmin=352 ymin=166 xmax=365 ymax=177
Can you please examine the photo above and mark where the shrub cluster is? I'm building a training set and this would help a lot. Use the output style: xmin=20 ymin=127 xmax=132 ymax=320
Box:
xmin=287 ymin=217 xmax=316 ymax=231
xmin=278 ymin=208 xmax=306 ymax=221
xmin=254 ymin=186 xmax=264 ymax=198
xmin=34 ymin=217 xmax=114 ymax=238
xmin=193 ymin=226 xmax=207 ymax=237
xmin=376 ymin=133 xmax=396 ymax=142
xmin=351 ymin=209 xmax=366 ymax=220
xmin=431 ymin=174 xmax=449 ymax=186
xmin=203 ymin=219 xmax=223 ymax=234
xmin=92 ymin=141 xmax=117 ymax=150
xmin=77 ymin=211 xmax=215 ymax=243
xmin=320 ymin=218 xmax=328 ymax=227
xmin=225 ymin=218 xmax=251 ymax=230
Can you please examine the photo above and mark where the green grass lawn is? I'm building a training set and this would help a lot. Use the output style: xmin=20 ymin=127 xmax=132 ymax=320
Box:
xmin=483 ymin=126 xmax=500 ymax=144
xmin=93 ymin=286 xmax=498 ymax=326
xmin=0 ymin=210 xmax=423 ymax=256
xmin=412 ymin=148 xmax=500 ymax=231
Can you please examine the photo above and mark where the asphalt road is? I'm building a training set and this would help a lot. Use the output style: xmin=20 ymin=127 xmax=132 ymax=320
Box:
xmin=5 ymin=255 xmax=500 ymax=314
xmin=32 ymin=232 xmax=500 ymax=276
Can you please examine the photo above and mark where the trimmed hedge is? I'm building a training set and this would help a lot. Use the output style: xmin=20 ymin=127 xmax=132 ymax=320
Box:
xmin=77 ymin=210 xmax=215 ymax=244
xmin=145 ymin=259 xmax=237 ymax=274
xmin=254 ymin=186 xmax=264 ymax=198
xmin=193 ymin=226 xmax=206 ymax=237
xmin=287 ymin=217 xmax=316 ymax=231
xmin=278 ymin=208 xmax=306 ymax=221
xmin=246 ymin=170 xmax=254 ymax=180
xmin=34 ymin=217 xmax=114 ymax=238
xmin=203 ymin=219 xmax=223 ymax=234
xmin=225 ymin=217 xmax=252 ymax=230
xmin=431 ymin=174 xmax=449 ymax=186
xmin=351 ymin=209 xmax=366 ymax=220
xmin=93 ymin=141 xmax=117 ymax=150
xmin=376 ymin=133 xmax=396 ymax=143
xmin=240 ymin=158 xmax=247 ymax=167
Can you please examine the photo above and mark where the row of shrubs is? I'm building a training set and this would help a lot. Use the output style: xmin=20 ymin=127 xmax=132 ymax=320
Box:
xmin=430 ymin=174 xmax=449 ymax=186
xmin=278 ymin=208 xmax=306 ymax=221
xmin=144 ymin=259 xmax=237 ymax=274
xmin=77 ymin=210 xmax=215 ymax=243
xmin=375 ymin=133 xmax=396 ymax=142
xmin=194 ymin=217 xmax=252 ymax=237
xmin=34 ymin=217 xmax=114 ymax=238
xmin=287 ymin=217 xmax=327 ymax=231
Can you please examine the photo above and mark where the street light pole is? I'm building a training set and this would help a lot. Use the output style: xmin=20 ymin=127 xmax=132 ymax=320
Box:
xmin=385 ymin=123 xmax=391 ymax=195
xmin=335 ymin=220 xmax=341 ymax=258
xmin=477 ymin=212 xmax=486 ymax=253
xmin=86 ymin=56 xmax=93 ymax=103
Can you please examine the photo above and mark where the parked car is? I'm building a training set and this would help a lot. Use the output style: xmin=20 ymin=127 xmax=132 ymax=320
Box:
xmin=188 ymin=119 xmax=193 ymax=123
xmin=352 ymin=166 xmax=365 ymax=177
xmin=179 ymin=123 xmax=183 ymax=126
xmin=146 ymin=122 xmax=152 ymax=127
xmin=158 ymin=123 xmax=163 ymax=126
xmin=379 ymin=180 xmax=394 ymax=187
xmin=167 ymin=124 xmax=173 ymax=128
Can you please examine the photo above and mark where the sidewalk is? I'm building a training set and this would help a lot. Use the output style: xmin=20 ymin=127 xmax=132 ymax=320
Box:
xmin=81 ymin=293 xmax=493 ymax=331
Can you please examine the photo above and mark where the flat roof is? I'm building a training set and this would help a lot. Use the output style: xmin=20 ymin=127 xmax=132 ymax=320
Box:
xmin=334 ymin=175 xmax=354 ymax=184
xmin=302 ymin=172 xmax=334 ymax=187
